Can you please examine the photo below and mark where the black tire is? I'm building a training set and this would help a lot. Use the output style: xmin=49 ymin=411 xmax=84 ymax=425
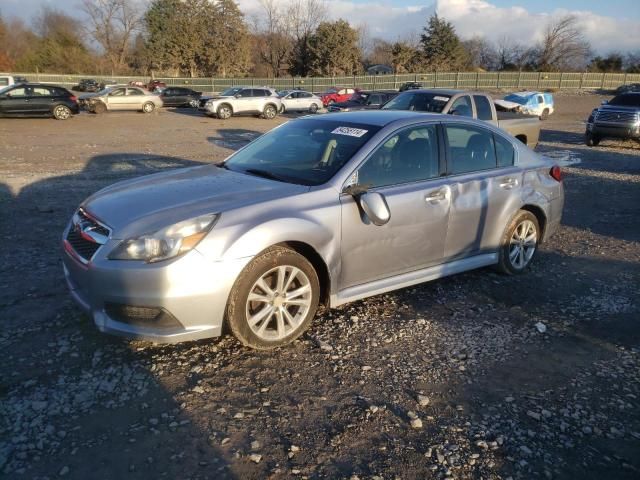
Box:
xmin=93 ymin=102 xmax=107 ymax=114
xmin=496 ymin=210 xmax=540 ymax=275
xmin=585 ymin=131 xmax=600 ymax=147
xmin=142 ymin=102 xmax=155 ymax=113
xmin=309 ymin=103 xmax=319 ymax=113
xmin=52 ymin=104 xmax=72 ymax=120
xmin=226 ymin=246 xmax=320 ymax=350
xmin=263 ymin=104 xmax=277 ymax=119
xmin=217 ymin=103 xmax=232 ymax=120
xmin=540 ymin=108 xmax=549 ymax=120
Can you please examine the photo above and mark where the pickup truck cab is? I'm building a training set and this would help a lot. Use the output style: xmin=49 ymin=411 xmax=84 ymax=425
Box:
xmin=382 ymin=89 xmax=540 ymax=148
xmin=585 ymin=93 xmax=640 ymax=146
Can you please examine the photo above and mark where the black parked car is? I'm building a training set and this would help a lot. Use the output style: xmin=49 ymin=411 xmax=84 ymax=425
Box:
xmin=327 ymin=90 xmax=397 ymax=112
xmin=159 ymin=87 xmax=202 ymax=107
xmin=0 ymin=83 xmax=80 ymax=120
xmin=76 ymin=79 xmax=101 ymax=92
xmin=399 ymin=82 xmax=423 ymax=92
xmin=586 ymin=93 xmax=640 ymax=146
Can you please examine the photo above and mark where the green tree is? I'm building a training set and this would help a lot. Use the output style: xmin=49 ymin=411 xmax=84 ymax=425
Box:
xmin=306 ymin=20 xmax=361 ymax=76
xmin=203 ymin=0 xmax=251 ymax=77
xmin=390 ymin=41 xmax=421 ymax=73
xmin=588 ymin=53 xmax=624 ymax=72
xmin=420 ymin=14 xmax=468 ymax=71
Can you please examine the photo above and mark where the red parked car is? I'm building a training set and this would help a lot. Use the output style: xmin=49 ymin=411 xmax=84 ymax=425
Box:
xmin=319 ymin=87 xmax=356 ymax=106
xmin=147 ymin=80 xmax=167 ymax=92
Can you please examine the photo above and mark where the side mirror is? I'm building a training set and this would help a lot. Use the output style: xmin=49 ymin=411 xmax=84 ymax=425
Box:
xmin=359 ymin=192 xmax=390 ymax=226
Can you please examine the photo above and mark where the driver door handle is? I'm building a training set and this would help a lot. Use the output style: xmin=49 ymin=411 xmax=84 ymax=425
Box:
xmin=425 ymin=188 xmax=448 ymax=204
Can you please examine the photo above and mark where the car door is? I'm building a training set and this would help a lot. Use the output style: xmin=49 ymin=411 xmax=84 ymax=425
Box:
xmin=0 ymin=86 xmax=31 ymax=113
xmin=105 ymin=88 xmax=127 ymax=110
xmin=173 ymin=88 xmax=190 ymax=106
xmin=442 ymin=122 xmax=522 ymax=260
xmin=340 ymin=123 xmax=451 ymax=288
xmin=125 ymin=88 xmax=145 ymax=109
xmin=28 ymin=86 xmax=56 ymax=114
xmin=161 ymin=88 xmax=177 ymax=106
xmin=234 ymin=88 xmax=254 ymax=113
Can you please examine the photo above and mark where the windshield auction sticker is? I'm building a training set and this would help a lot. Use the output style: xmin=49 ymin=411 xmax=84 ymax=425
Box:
xmin=331 ymin=127 xmax=368 ymax=137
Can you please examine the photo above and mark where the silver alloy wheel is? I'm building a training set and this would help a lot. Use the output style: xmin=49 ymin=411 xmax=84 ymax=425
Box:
xmin=245 ymin=265 xmax=312 ymax=341
xmin=143 ymin=102 xmax=155 ymax=113
xmin=508 ymin=219 xmax=537 ymax=269
xmin=53 ymin=105 xmax=70 ymax=120
xmin=264 ymin=105 xmax=276 ymax=119
xmin=309 ymin=103 xmax=318 ymax=113
xmin=218 ymin=105 xmax=232 ymax=119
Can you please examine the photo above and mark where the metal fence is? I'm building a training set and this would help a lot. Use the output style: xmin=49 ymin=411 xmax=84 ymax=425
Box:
xmin=4 ymin=71 xmax=640 ymax=93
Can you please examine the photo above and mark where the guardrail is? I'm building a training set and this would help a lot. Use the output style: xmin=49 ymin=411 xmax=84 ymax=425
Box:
xmin=3 ymin=71 xmax=640 ymax=93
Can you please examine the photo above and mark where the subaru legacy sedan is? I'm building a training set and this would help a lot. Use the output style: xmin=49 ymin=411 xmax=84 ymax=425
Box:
xmin=62 ymin=111 xmax=564 ymax=349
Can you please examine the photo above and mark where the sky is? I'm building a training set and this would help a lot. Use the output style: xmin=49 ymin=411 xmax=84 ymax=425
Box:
xmin=2 ymin=0 xmax=639 ymax=54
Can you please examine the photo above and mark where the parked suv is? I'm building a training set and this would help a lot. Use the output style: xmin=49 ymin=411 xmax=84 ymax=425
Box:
xmin=585 ymin=93 xmax=640 ymax=146
xmin=201 ymin=86 xmax=281 ymax=120
xmin=0 ymin=83 xmax=79 ymax=120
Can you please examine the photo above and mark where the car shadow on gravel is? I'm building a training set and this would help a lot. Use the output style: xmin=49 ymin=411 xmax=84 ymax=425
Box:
xmin=541 ymin=129 xmax=640 ymax=151
xmin=0 ymin=153 xmax=245 ymax=478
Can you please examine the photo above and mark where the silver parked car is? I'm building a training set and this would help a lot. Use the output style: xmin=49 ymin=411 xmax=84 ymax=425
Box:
xmin=81 ymin=86 xmax=163 ymax=114
xmin=278 ymin=90 xmax=323 ymax=113
xmin=62 ymin=111 xmax=564 ymax=349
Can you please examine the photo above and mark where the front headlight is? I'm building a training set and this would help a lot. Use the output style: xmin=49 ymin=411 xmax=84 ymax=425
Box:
xmin=108 ymin=214 xmax=218 ymax=263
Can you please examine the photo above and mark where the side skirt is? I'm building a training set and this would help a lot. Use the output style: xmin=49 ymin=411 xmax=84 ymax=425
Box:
xmin=330 ymin=253 xmax=498 ymax=307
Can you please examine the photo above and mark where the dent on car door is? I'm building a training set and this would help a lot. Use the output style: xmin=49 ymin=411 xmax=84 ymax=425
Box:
xmin=339 ymin=123 xmax=450 ymax=288
xmin=442 ymin=123 xmax=522 ymax=260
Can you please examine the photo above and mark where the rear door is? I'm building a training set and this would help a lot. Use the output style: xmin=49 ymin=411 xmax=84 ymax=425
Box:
xmin=28 ymin=86 xmax=56 ymax=113
xmin=161 ymin=88 xmax=177 ymax=106
xmin=442 ymin=122 xmax=522 ymax=260
xmin=340 ymin=123 xmax=450 ymax=288
xmin=125 ymin=88 xmax=145 ymax=109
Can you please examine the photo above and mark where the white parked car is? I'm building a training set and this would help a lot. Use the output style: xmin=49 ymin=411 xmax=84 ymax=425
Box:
xmin=278 ymin=90 xmax=323 ymax=113
xmin=201 ymin=86 xmax=282 ymax=120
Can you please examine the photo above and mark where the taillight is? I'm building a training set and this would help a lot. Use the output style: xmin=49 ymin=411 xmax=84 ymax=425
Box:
xmin=550 ymin=165 xmax=562 ymax=182
xmin=70 ymin=95 xmax=78 ymax=102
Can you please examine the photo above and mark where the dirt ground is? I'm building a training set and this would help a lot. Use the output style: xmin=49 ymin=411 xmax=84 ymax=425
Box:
xmin=0 ymin=94 xmax=639 ymax=480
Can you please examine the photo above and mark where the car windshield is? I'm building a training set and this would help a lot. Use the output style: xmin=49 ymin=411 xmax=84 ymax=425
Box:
xmin=504 ymin=94 xmax=528 ymax=105
xmin=221 ymin=87 xmax=243 ymax=96
xmin=325 ymin=88 xmax=338 ymax=94
xmin=277 ymin=90 xmax=291 ymax=97
xmin=609 ymin=94 xmax=640 ymax=107
xmin=382 ymin=92 xmax=450 ymax=113
xmin=224 ymin=119 xmax=381 ymax=186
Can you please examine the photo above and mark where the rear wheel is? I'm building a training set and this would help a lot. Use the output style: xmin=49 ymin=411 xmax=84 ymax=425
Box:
xmin=496 ymin=210 xmax=540 ymax=275
xmin=226 ymin=246 xmax=319 ymax=350
xmin=540 ymin=108 xmax=549 ymax=120
xmin=263 ymin=104 xmax=277 ymax=119
xmin=309 ymin=103 xmax=319 ymax=113
xmin=142 ymin=102 xmax=155 ymax=113
xmin=585 ymin=131 xmax=600 ymax=147
xmin=53 ymin=105 xmax=71 ymax=120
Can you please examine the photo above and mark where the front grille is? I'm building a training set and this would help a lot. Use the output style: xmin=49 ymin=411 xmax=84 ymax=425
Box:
xmin=595 ymin=110 xmax=638 ymax=124
xmin=65 ymin=209 xmax=111 ymax=262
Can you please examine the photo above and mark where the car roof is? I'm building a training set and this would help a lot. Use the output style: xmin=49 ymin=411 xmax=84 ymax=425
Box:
xmin=507 ymin=91 xmax=541 ymax=97
xmin=301 ymin=110 xmax=452 ymax=127
xmin=405 ymin=89 xmax=464 ymax=96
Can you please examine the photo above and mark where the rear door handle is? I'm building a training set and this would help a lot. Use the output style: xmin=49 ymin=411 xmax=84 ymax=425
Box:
xmin=425 ymin=188 xmax=448 ymax=203
xmin=499 ymin=177 xmax=518 ymax=189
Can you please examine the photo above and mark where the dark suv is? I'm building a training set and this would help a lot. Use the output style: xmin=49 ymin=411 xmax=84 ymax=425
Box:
xmin=0 ymin=83 xmax=80 ymax=120
xmin=586 ymin=93 xmax=640 ymax=146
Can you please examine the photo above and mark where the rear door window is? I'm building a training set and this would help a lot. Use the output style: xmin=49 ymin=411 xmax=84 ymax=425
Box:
xmin=473 ymin=95 xmax=493 ymax=121
xmin=494 ymin=134 xmax=515 ymax=167
xmin=450 ymin=96 xmax=473 ymax=117
xmin=445 ymin=124 xmax=498 ymax=174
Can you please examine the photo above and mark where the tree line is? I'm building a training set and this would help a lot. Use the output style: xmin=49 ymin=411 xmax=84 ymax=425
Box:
xmin=1 ymin=0 xmax=639 ymax=77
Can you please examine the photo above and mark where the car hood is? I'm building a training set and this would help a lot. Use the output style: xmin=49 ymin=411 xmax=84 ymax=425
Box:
xmin=598 ymin=104 xmax=640 ymax=113
xmin=82 ymin=165 xmax=309 ymax=238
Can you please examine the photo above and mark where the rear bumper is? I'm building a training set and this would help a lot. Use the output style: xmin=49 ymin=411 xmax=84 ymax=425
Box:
xmin=62 ymin=230 xmax=252 ymax=343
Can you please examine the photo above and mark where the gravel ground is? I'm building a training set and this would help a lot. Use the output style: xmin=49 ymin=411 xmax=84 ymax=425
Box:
xmin=0 ymin=95 xmax=639 ymax=480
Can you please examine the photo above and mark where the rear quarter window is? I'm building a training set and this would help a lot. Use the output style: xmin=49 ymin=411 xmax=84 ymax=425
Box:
xmin=494 ymin=134 xmax=515 ymax=167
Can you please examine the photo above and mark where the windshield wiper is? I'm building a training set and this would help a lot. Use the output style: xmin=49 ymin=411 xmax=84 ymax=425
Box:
xmin=243 ymin=168 xmax=286 ymax=182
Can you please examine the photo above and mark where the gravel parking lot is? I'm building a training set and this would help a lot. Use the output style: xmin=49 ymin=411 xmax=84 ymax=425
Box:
xmin=1 ymin=94 xmax=639 ymax=480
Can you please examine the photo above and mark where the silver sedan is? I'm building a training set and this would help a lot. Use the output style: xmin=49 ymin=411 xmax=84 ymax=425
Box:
xmin=278 ymin=90 xmax=323 ymax=113
xmin=62 ymin=111 xmax=564 ymax=349
xmin=81 ymin=86 xmax=163 ymax=113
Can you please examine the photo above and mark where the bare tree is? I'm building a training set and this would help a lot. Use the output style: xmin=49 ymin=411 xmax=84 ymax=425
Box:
xmin=537 ymin=15 xmax=591 ymax=71
xmin=463 ymin=36 xmax=497 ymax=70
xmin=81 ymin=0 xmax=144 ymax=73
xmin=289 ymin=0 xmax=327 ymax=42
xmin=496 ymin=36 xmax=534 ymax=71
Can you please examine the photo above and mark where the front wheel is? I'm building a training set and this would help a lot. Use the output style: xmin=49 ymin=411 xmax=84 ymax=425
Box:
xmin=496 ymin=210 xmax=540 ymax=275
xmin=226 ymin=246 xmax=320 ymax=350
xmin=585 ymin=131 xmax=600 ymax=147
xmin=309 ymin=103 xmax=319 ymax=113
xmin=142 ymin=102 xmax=155 ymax=113
xmin=263 ymin=104 xmax=277 ymax=119
xmin=53 ymin=105 xmax=72 ymax=120
xmin=93 ymin=102 xmax=107 ymax=114
xmin=217 ymin=104 xmax=232 ymax=120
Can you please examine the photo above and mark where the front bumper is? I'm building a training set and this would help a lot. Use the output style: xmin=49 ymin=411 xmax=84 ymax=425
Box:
xmin=587 ymin=122 xmax=640 ymax=139
xmin=62 ymin=232 xmax=252 ymax=343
